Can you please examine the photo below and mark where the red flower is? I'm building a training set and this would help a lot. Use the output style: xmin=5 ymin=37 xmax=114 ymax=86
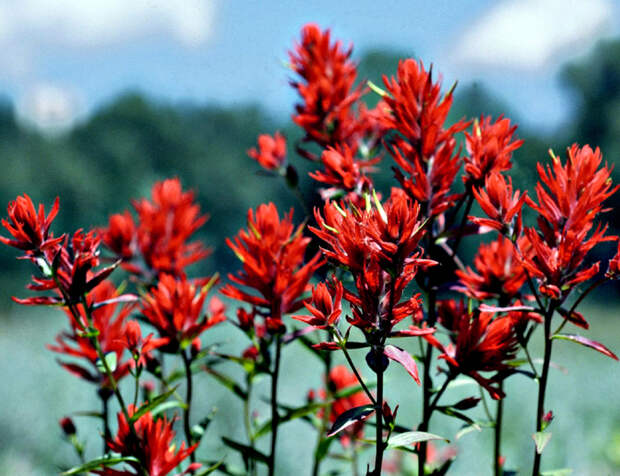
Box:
xmin=221 ymin=203 xmax=323 ymax=331
xmin=142 ymin=274 xmax=225 ymax=352
xmin=309 ymin=144 xmax=379 ymax=202
xmin=102 ymin=211 xmax=136 ymax=261
xmin=15 ymin=230 xmax=118 ymax=307
xmin=103 ymin=178 xmax=210 ymax=278
xmin=124 ymin=320 xmax=170 ymax=367
xmin=381 ymin=59 xmax=469 ymax=216
xmin=463 ymin=115 xmax=523 ymax=188
xmin=471 ymin=172 xmax=527 ymax=236
xmin=293 ymin=280 xmax=343 ymax=328
xmin=248 ymin=132 xmax=287 ymax=171
xmin=48 ymin=281 xmax=133 ymax=387
xmin=289 ymin=24 xmax=363 ymax=148
xmin=435 ymin=311 xmax=518 ymax=399
xmin=0 ymin=194 xmax=62 ymax=254
xmin=97 ymin=405 xmax=199 ymax=476
xmin=522 ymin=145 xmax=618 ymax=300
xmin=456 ymin=236 xmax=527 ymax=301
xmin=314 ymin=365 xmax=371 ymax=447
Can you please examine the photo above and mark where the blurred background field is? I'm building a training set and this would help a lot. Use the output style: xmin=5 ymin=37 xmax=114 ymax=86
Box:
xmin=1 ymin=1 xmax=620 ymax=474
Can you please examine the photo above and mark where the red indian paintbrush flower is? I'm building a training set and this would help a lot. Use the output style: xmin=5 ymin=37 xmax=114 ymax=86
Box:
xmin=311 ymin=365 xmax=371 ymax=447
xmin=48 ymin=280 xmax=133 ymax=387
xmin=0 ymin=194 xmax=62 ymax=254
xmin=309 ymin=144 xmax=379 ymax=203
xmin=141 ymin=274 xmax=225 ymax=353
xmin=471 ymin=172 xmax=527 ymax=237
xmin=463 ymin=115 xmax=523 ymax=188
xmin=522 ymin=145 xmax=618 ymax=300
xmin=103 ymin=178 xmax=210 ymax=278
xmin=381 ymin=59 xmax=468 ymax=216
xmin=221 ymin=203 xmax=323 ymax=332
xmin=293 ymin=279 xmax=343 ymax=328
xmin=456 ymin=236 xmax=528 ymax=301
xmin=435 ymin=311 xmax=518 ymax=399
xmin=124 ymin=320 xmax=170 ymax=367
xmin=14 ymin=229 xmax=119 ymax=307
xmin=289 ymin=24 xmax=363 ymax=149
xmin=607 ymin=242 xmax=620 ymax=279
xmin=248 ymin=132 xmax=287 ymax=171
xmin=96 ymin=405 xmax=200 ymax=476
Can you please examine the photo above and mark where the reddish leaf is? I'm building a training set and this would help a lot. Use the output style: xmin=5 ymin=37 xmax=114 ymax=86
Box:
xmin=479 ymin=303 xmax=535 ymax=313
xmin=384 ymin=345 xmax=420 ymax=384
xmin=552 ymin=334 xmax=618 ymax=361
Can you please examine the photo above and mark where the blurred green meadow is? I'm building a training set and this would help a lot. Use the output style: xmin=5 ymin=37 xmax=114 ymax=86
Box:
xmin=1 ymin=301 xmax=619 ymax=475
xmin=0 ymin=38 xmax=620 ymax=475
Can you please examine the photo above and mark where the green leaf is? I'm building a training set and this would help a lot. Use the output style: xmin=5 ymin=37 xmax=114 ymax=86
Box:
xmin=552 ymin=334 xmax=618 ymax=360
xmin=332 ymin=381 xmax=376 ymax=399
xmin=95 ymin=352 xmax=117 ymax=373
xmin=221 ymin=437 xmax=269 ymax=464
xmin=194 ymin=457 xmax=225 ymax=475
xmin=540 ymin=469 xmax=572 ymax=476
xmin=388 ymin=431 xmax=448 ymax=449
xmin=204 ymin=367 xmax=248 ymax=400
xmin=150 ymin=400 xmax=187 ymax=418
xmin=533 ymin=431 xmax=552 ymax=454
xmin=130 ymin=386 xmax=179 ymax=422
xmin=314 ymin=435 xmax=336 ymax=463
xmin=191 ymin=409 xmax=217 ymax=441
xmin=326 ymin=404 xmax=375 ymax=437
xmin=254 ymin=401 xmax=329 ymax=439
xmin=61 ymin=455 xmax=140 ymax=475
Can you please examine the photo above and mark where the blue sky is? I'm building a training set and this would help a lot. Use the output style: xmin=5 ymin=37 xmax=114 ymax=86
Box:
xmin=0 ymin=0 xmax=618 ymax=132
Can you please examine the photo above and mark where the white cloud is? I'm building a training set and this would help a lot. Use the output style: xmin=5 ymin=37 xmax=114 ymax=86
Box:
xmin=452 ymin=0 xmax=614 ymax=71
xmin=0 ymin=0 xmax=217 ymax=130
xmin=0 ymin=0 xmax=216 ymax=50
xmin=16 ymin=83 xmax=84 ymax=133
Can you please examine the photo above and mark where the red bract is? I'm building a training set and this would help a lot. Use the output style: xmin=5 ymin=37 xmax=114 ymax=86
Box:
xmin=607 ymin=242 xmax=620 ymax=279
xmin=142 ymin=274 xmax=225 ymax=353
xmin=248 ymin=132 xmax=287 ymax=171
xmin=436 ymin=311 xmax=518 ymax=399
xmin=48 ymin=281 xmax=133 ymax=387
xmin=382 ymin=59 xmax=468 ymax=216
xmin=289 ymin=24 xmax=363 ymax=148
xmin=309 ymin=144 xmax=379 ymax=202
xmin=463 ymin=115 xmax=523 ymax=188
xmin=97 ymin=405 xmax=199 ymax=476
xmin=124 ymin=320 xmax=170 ymax=367
xmin=103 ymin=178 xmax=209 ymax=278
xmin=522 ymin=145 xmax=618 ymax=299
xmin=293 ymin=280 xmax=343 ymax=328
xmin=222 ymin=203 xmax=323 ymax=332
xmin=456 ymin=236 xmax=527 ymax=301
xmin=102 ymin=211 xmax=136 ymax=261
xmin=314 ymin=365 xmax=371 ymax=447
xmin=15 ymin=230 xmax=117 ymax=307
xmin=0 ymin=194 xmax=62 ymax=254
xmin=471 ymin=172 xmax=527 ymax=236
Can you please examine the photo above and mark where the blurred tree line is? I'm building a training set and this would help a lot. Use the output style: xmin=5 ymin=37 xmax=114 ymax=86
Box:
xmin=0 ymin=39 xmax=619 ymax=306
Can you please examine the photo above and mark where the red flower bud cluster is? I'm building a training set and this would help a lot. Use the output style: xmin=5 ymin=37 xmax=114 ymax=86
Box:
xmin=248 ymin=132 xmax=287 ymax=171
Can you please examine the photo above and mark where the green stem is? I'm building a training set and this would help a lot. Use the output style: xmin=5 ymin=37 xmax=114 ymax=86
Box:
xmin=334 ymin=327 xmax=377 ymax=405
xmin=101 ymin=392 xmax=111 ymax=454
xmin=494 ymin=382 xmax=504 ymax=476
xmin=244 ymin=374 xmax=256 ymax=476
xmin=532 ymin=304 xmax=556 ymax=476
xmin=312 ymin=347 xmax=332 ymax=476
xmin=370 ymin=345 xmax=385 ymax=476
xmin=182 ymin=350 xmax=196 ymax=465
xmin=268 ymin=335 xmax=283 ymax=476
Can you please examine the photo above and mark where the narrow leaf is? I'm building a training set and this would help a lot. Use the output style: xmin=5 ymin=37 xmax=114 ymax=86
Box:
xmin=387 ymin=431 xmax=448 ymax=448
xmin=552 ymin=334 xmax=618 ymax=360
xmin=326 ymin=404 xmax=375 ymax=437
xmin=130 ymin=386 xmax=179 ymax=422
xmin=540 ymin=469 xmax=572 ymax=476
xmin=533 ymin=431 xmax=552 ymax=454
xmin=384 ymin=345 xmax=420 ymax=384
xmin=479 ymin=303 xmax=534 ymax=313
xmin=203 ymin=366 xmax=248 ymax=400
xmin=92 ymin=294 xmax=139 ymax=309
xmin=61 ymin=456 xmax=139 ymax=475
xmin=221 ymin=437 xmax=269 ymax=463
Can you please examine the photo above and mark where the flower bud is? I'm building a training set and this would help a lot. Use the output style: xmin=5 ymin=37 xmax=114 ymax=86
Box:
xmin=59 ymin=417 xmax=76 ymax=436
